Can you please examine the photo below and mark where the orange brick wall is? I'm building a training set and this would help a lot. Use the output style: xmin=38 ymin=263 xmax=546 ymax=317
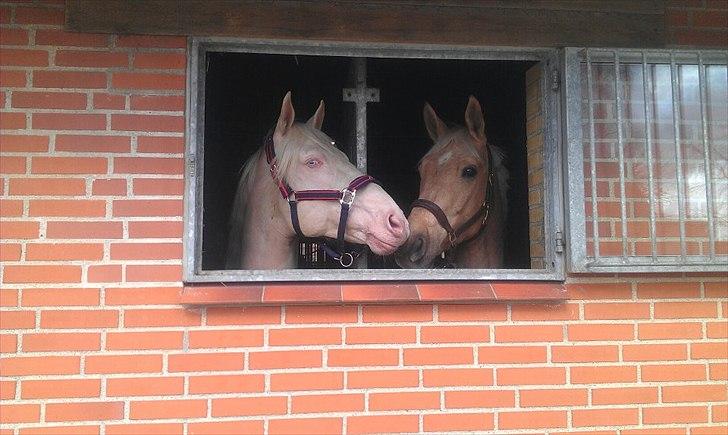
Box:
xmin=1 ymin=1 xmax=727 ymax=434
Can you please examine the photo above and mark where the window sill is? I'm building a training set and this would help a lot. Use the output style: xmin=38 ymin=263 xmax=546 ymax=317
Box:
xmin=180 ymin=281 xmax=566 ymax=305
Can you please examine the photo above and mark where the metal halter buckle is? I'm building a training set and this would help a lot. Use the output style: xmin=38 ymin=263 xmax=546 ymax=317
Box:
xmin=448 ymin=231 xmax=457 ymax=246
xmin=340 ymin=189 xmax=356 ymax=206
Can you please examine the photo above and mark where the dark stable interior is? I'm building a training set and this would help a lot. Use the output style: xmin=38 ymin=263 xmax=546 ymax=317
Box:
xmin=202 ymin=52 xmax=535 ymax=270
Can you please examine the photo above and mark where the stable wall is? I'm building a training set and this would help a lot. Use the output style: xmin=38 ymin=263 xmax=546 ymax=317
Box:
xmin=1 ymin=1 xmax=727 ymax=434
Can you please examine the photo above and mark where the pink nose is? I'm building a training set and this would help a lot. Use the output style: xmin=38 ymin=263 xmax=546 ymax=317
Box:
xmin=387 ymin=212 xmax=408 ymax=239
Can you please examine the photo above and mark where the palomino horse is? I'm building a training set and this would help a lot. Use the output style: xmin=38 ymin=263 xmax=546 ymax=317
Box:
xmin=226 ymin=92 xmax=409 ymax=269
xmin=396 ymin=96 xmax=508 ymax=269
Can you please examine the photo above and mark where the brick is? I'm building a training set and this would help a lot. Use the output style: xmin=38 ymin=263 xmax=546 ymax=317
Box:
xmin=497 ymin=367 xmax=566 ymax=385
xmin=0 ymin=112 xmax=26 ymax=129
xmin=495 ymin=324 xmax=563 ymax=342
xmin=694 ymin=10 xmax=728 ymax=27
xmin=207 ymin=306 xmax=281 ymax=325
xmin=33 ymin=71 xmax=107 ymax=89
xmin=404 ymin=347 xmax=473 ymax=365
xmin=12 ymin=91 xmax=86 ymax=110
xmin=112 ymin=72 xmax=185 ymax=90
xmin=136 ymin=136 xmax=184 ymax=154
xmin=10 ymin=178 xmax=86 ymax=196
xmin=567 ymin=323 xmax=634 ymax=341
xmin=250 ymin=350 xmax=321 ymax=369
xmin=86 ymin=354 xmax=162 ymax=374
xmin=292 ymin=393 xmax=365 ymax=413
xmin=107 ymin=376 xmax=183 ymax=397
xmin=45 ymin=401 xmax=123 ymax=422
xmin=623 ymin=343 xmax=688 ymax=361
xmin=362 ymin=304 xmax=433 ymax=322
xmin=707 ymin=321 xmax=728 ymax=339
xmin=32 ymin=113 xmax=106 ymax=131
xmin=0 ymin=28 xmax=29 ymax=45
xmin=347 ymin=415 xmax=418 ymax=434
xmin=188 ymin=329 xmax=262 ymax=348
xmin=106 ymin=331 xmax=183 ymax=350
xmin=27 ymin=243 xmax=104 ymax=260
xmin=212 ymin=397 xmax=287 ymax=417
xmin=370 ymin=391 xmax=439 ymax=411
xmin=0 ymin=70 xmax=27 ymax=87
xmin=270 ymin=371 xmax=343 ymax=392
xmin=269 ymin=327 xmax=340 ymax=346
xmin=0 ymin=334 xmax=17 ymax=353
xmin=636 ymin=281 xmax=701 ymax=298
xmin=663 ymin=384 xmax=728 ymax=403
xmin=92 ymin=93 xmax=126 ymax=110
xmin=655 ymin=302 xmax=718 ymax=318
xmin=190 ymin=421 xmax=264 ymax=435
xmin=0 ymin=380 xmax=16 ymax=400
xmin=347 ymin=369 xmax=419 ymax=389
xmin=113 ymin=199 xmax=182 ymax=217
xmin=0 ymin=404 xmax=40 ymax=424
xmin=21 ymin=379 xmax=100 ymax=399
xmin=592 ymin=387 xmax=659 ymax=405
xmin=421 ymin=325 xmax=489 ymax=343
xmin=573 ymin=408 xmax=639 ymax=427
xmin=124 ymin=309 xmax=199 ymax=327
xmin=704 ymin=282 xmax=728 ymax=298
xmin=55 ymin=50 xmax=129 ymax=68
xmin=4 ymin=265 xmax=81 ymax=283
xmin=0 ymin=135 xmax=49 ymax=152
xmin=643 ymin=406 xmax=709 ymax=424
xmin=585 ymin=302 xmax=651 ymax=319
xmin=498 ymin=410 xmax=567 ymax=430
xmin=511 ymin=303 xmax=579 ymax=321
xmin=478 ymin=345 xmax=547 ymax=364
xmin=345 ymin=326 xmax=415 ymax=344
xmin=0 ymin=290 xmax=18 ymax=307
xmin=105 ymin=286 xmax=181 ymax=305
xmin=132 ymin=178 xmax=184 ymax=195
xmin=107 ymin=424 xmax=182 ymax=435
xmin=115 ymin=157 xmax=183 ymax=174
xmin=110 ymin=242 xmax=181 ymax=260
xmin=520 ymin=388 xmax=588 ymax=407
xmin=0 ymin=356 xmax=80 ymax=376
xmin=46 ymin=221 xmax=122 ymax=239
xmin=32 ymin=157 xmax=107 ymax=174
xmin=15 ymin=6 xmax=64 ymax=25
xmin=128 ymin=221 xmax=183 ymax=238
xmin=0 ymin=310 xmax=35 ymax=329
xmin=131 ymin=399 xmax=207 ymax=420
xmin=130 ymin=94 xmax=185 ymax=111
xmin=19 ymin=426 xmax=100 ymax=435
xmin=189 ymin=374 xmax=264 ymax=394
xmin=642 ymin=364 xmax=706 ymax=382
xmin=0 ymin=221 xmax=39 ymax=239
xmin=0 ymin=48 xmax=48 ymax=67
xmin=133 ymin=52 xmax=186 ymax=70
xmin=268 ymin=418 xmax=337 ymax=435
xmin=88 ymin=265 xmax=121 ymax=283
xmin=55 ymin=135 xmax=130 ymax=153
xmin=0 ymin=156 xmax=27 ymax=173
xmin=692 ymin=342 xmax=728 ymax=359
xmin=41 ymin=309 xmax=117 ymax=328
xmin=423 ymin=413 xmax=493 ymax=432
xmin=423 ymin=368 xmax=493 ymax=387
xmin=0 ymin=199 xmax=23 ymax=216
xmin=92 ymin=178 xmax=127 ymax=195
xmin=125 ymin=264 xmax=182 ymax=282
xmin=638 ymin=322 xmax=703 ymax=339
xmin=552 ymin=345 xmax=619 ymax=362
xmin=445 ymin=390 xmax=514 ymax=408
xmin=116 ymin=35 xmax=186 ymax=48
xmin=29 ymin=199 xmax=105 ymax=217
xmin=285 ymin=306 xmax=357 ymax=324
xmin=35 ymin=30 xmax=109 ymax=47
xmin=23 ymin=332 xmax=100 ymax=352
xmin=169 ymin=352 xmax=244 ymax=372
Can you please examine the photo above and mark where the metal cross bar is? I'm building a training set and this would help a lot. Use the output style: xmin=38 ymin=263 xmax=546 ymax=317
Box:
xmin=343 ymin=57 xmax=380 ymax=172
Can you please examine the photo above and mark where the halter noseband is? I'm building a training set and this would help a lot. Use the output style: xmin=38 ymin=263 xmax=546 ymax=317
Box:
xmin=410 ymin=144 xmax=494 ymax=262
xmin=264 ymin=132 xmax=375 ymax=267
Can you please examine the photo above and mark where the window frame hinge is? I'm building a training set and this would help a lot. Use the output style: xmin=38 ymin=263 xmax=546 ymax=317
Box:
xmin=555 ymin=230 xmax=565 ymax=253
xmin=551 ymin=67 xmax=560 ymax=92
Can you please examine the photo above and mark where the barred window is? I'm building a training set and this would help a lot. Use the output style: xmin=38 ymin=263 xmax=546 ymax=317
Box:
xmin=564 ymin=48 xmax=728 ymax=272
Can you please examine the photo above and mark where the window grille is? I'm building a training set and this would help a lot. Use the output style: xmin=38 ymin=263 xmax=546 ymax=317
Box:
xmin=564 ymin=48 xmax=728 ymax=272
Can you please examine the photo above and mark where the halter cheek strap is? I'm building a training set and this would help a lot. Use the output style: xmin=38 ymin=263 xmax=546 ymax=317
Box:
xmin=264 ymin=132 xmax=375 ymax=267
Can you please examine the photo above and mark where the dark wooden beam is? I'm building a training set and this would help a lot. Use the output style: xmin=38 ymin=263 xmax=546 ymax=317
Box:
xmin=66 ymin=0 xmax=666 ymax=48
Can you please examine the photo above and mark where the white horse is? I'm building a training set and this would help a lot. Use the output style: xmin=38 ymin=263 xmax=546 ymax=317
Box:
xmin=227 ymin=92 xmax=409 ymax=269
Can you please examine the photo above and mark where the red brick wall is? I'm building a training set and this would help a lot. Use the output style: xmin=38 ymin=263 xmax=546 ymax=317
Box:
xmin=1 ymin=1 xmax=727 ymax=434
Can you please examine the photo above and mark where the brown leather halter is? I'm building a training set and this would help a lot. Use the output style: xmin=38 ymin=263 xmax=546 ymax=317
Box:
xmin=410 ymin=144 xmax=494 ymax=261
xmin=264 ymin=132 xmax=375 ymax=267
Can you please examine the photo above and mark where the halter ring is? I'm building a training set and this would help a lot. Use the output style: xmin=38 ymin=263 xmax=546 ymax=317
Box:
xmin=338 ymin=252 xmax=355 ymax=268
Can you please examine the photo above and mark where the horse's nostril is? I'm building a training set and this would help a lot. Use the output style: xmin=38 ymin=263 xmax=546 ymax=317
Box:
xmin=387 ymin=213 xmax=407 ymax=237
xmin=409 ymin=237 xmax=426 ymax=263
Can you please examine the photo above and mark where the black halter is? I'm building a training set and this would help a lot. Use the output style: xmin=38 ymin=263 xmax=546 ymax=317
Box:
xmin=410 ymin=144 xmax=494 ymax=266
xmin=264 ymin=132 xmax=375 ymax=267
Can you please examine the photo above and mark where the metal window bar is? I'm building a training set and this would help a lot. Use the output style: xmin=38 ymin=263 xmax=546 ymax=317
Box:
xmin=669 ymin=53 xmax=688 ymax=261
xmin=641 ymin=52 xmax=658 ymax=261
xmin=698 ymin=53 xmax=716 ymax=260
xmin=585 ymin=49 xmax=600 ymax=258
xmin=567 ymin=48 xmax=728 ymax=272
xmin=613 ymin=51 xmax=629 ymax=259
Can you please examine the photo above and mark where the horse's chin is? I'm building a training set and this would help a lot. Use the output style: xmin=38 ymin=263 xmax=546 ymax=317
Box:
xmin=367 ymin=236 xmax=400 ymax=256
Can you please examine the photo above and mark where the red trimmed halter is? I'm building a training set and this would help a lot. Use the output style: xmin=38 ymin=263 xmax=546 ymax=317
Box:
xmin=264 ymin=132 xmax=375 ymax=267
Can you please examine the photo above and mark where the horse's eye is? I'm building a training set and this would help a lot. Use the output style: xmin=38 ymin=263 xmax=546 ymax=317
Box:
xmin=306 ymin=158 xmax=322 ymax=168
xmin=461 ymin=165 xmax=477 ymax=179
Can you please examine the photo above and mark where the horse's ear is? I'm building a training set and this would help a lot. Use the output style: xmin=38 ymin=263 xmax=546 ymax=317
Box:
xmin=423 ymin=102 xmax=447 ymax=142
xmin=464 ymin=95 xmax=486 ymax=144
xmin=275 ymin=91 xmax=296 ymax=136
xmin=307 ymin=99 xmax=325 ymax=130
